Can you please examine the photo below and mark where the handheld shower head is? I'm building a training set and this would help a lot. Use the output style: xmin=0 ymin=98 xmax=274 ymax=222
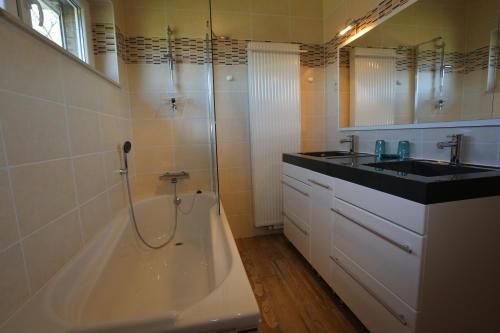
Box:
xmin=123 ymin=141 xmax=132 ymax=154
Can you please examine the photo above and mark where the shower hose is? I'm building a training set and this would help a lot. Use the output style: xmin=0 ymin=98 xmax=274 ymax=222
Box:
xmin=123 ymin=170 xmax=197 ymax=250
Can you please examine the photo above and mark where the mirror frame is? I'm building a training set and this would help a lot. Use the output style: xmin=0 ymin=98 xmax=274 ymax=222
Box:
xmin=0 ymin=4 xmax=121 ymax=87
xmin=336 ymin=0 xmax=500 ymax=131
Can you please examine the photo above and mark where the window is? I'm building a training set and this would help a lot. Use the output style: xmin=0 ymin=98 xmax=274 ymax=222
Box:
xmin=23 ymin=0 xmax=86 ymax=61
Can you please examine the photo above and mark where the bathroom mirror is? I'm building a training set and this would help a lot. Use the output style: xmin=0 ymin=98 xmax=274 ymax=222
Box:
xmin=338 ymin=0 xmax=500 ymax=129
xmin=13 ymin=0 xmax=120 ymax=83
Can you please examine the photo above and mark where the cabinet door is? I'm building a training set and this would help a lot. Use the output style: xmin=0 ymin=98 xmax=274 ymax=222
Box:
xmin=283 ymin=175 xmax=311 ymax=260
xmin=308 ymin=171 xmax=335 ymax=280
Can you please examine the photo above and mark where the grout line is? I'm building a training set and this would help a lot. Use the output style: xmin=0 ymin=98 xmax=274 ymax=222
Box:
xmin=0 ymin=88 xmax=130 ymax=121
xmin=0 ymin=119 xmax=32 ymax=296
xmin=0 ymin=182 xmax=125 ymax=256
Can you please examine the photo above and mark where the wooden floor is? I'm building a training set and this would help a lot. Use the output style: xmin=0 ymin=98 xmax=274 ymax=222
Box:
xmin=236 ymin=234 xmax=368 ymax=333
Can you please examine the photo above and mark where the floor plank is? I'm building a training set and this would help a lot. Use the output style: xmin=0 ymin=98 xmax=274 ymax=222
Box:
xmin=236 ymin=234 xmax=368 ymax=333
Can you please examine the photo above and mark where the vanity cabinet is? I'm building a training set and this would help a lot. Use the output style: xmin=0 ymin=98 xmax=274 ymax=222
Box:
xmin=282 ymin=162 xmax=500 ymax=333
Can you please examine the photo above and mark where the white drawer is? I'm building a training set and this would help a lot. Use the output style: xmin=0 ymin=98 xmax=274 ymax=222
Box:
xmin=330 ymin=256 xmax=416 ymax=333
xmin=282 ymin=175 xmax=311 ymax=227
xmin=284 ymin=215 xmax=310 ymax=260
xmin=283 ymin=162 xmax=310 ymax=184
xmin=307 ymin=170 xmax=335 ymax=194
xmin=332 ymin=198 xmax=423 ymax=309
xmin=334 ymin=179 xmax=427 ymax=235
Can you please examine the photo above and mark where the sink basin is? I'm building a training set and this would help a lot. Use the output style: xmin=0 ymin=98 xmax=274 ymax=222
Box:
xmin=364 ymin=160 xmax=493 ymax=177
xmin=300 ymin=151 xmax=368 ymax=158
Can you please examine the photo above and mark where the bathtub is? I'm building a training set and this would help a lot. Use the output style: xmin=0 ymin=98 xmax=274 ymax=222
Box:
xmin=1 ymin=193 xmax=260 ymax=333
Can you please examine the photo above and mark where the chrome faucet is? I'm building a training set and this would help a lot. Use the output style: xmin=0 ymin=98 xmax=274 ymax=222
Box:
xmin=340 ymin=135 xmax=356 ymax=153
xmin=436 ymin=134 xmax=463 ymax=165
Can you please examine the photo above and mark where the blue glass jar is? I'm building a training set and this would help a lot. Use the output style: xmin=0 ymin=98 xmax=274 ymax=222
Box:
xmin=398 ymin=141 xmax=410 ymax=160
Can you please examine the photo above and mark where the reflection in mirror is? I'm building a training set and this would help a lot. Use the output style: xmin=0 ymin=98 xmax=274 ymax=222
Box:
xmin=339 ymin=0 xmax=500 ymax=128
xmin=14 ymin=0 xmax=119 ymax=83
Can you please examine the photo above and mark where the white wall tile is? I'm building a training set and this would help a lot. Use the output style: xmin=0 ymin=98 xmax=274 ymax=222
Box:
xmin=10 ymin=159 xmax=77 ymax=237
xmin=0 ymin=91 xmax=70 ymax=165
xmin=0 ymin=244 xmax=30 ymax=324
xmin=22 ymin=211 xmax=81 ymax=291
xmin=0 ymin=170 xmax=18 ymax=252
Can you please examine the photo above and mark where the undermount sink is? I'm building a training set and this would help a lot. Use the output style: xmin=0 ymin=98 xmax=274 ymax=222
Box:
xmin=364 ymin=160 xmax=493 ymax=177
xmin=300 ymin=151 xmax=368 ymax=158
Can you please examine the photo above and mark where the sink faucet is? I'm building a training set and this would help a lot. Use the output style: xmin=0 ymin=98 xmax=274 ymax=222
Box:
xmin=436 ymin=134 xmax=463 ymax=165
xmin=340 ymin=135 xmax=356 ymax=153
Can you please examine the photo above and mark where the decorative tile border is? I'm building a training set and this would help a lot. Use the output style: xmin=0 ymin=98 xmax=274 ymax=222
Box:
xmin=125 ymin=36 xmax=208 ymax=65
xmin=92 ymin=23 xmax=116 ymax=55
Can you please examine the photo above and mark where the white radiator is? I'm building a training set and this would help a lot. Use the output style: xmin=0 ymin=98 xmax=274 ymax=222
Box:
xmin=247 ymin=42 xmax=301 ymax=227
xmin=349 ymin=47 xmax=397 ymax=126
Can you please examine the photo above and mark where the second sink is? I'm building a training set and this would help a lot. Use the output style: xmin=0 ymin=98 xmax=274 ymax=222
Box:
xmin=364 ymin=160 xmax=493 ymax=177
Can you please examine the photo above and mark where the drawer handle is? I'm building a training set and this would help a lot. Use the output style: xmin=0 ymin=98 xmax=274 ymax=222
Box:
xmin=283 ymin=212 xmax=308 ymax=235
xmin=330 ymin=256 xmax=408 ymax=327
xmin=307 ymin=178 xmax=331 ymax=190
xmin=331 ymin=208 xmax=413 ymax=254
xmin=281 ymin=180 xmax=309 ymax=197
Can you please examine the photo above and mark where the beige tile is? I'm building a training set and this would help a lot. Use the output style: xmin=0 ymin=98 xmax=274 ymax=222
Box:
xmin=251 ymin=15 xmax=290 ymax=42
xmin=124 ymin=7 xmax=166 ymax=36
xmin=302 ymin=116 xmax=326 ymax=142
xmin=100 ymin=115 xmax=130 ymax=152
xmin=251 ymin=0 xmax=289 ymax=15
xmin=135 ymin=146 xmax=174 ymax=174
xmin=99 ymin=82 xmax=130 ymax=118
xmin=62 ymin=59 xmax=99 ymax=111
xmin=212 ymin=12 xmax=252 ymax=40
xmin=134 ymin=173 xmax=172 ymax=199
xmin=217 ymin=117 xmax=249 ymax=143
xmin=179 ymin=92 xmax=209 ymax=118
xmin=211 ymin=0 xmax=251 ymax=12
xmin=73 ymin=154 xmax=107 ymax=204
xmin=0 ymin=91 xmax=70 ymax=165
xmin=108 ymin=184 xmax=127 ymax=217
xmin=165 ymin=10 xmax=209 ymax=39
xmin=127 ymin=64 xmax=169 ymax=93
xmin=130 ymin=93 xmax=171 ymax=119
xmin=218 ymin=167 xmax=252 ymax=194
xmin=173 ymin=118 xmax=209 ymax=145
xmin=290 ymin=0 xmax=323 ymax=18
xmin=0 ymin=20 xmax=64 ymax=103
xmin=301 ymin=91 xmax=326 ymax=116
xmin=0 ymin=124 xmax=5 ymax=168
xmin=322 ymin=0 xmax=344 ymax=19
xmin=218 ymin=141 xmax=251 ymax=169
xmin=301 ymin=140 xmax=326 ymax=152
xmin=103 ymin=151 xmax=124 ymax=187
xmin=165 ymin=0 xmax=208 ymax=11
xmin=0 ymin=170 xmax=18 ymax=252
xmin=10 ymin=159 xmax=77 ymax=237
xmin=220 ymin=190 xmax=253 ymax=215
xmin=22 ymin=211 xmax=81 ymax=292
xmin=0 ymin=244 xmax=30 ymax=324
xmin=79 ymin=193 xmax=111 ymax=243
xmin=291 ymin=17 xmax=323 ymax=43
xmin=214 ymin=65 xmax=248 ymax=91
xmin=174 ymin=145 xmax=211 ymax=171
xmin=133 ymin=119 xmax=173 ymax=147
xmin=214 ymin=91 xmax=249 ymax=118
xmin=301 ymin=67 xmax=325 ymax=92
xmin=68 ymin=107 xmax=102 ymax=156
xmin=123 ymin=0 xmax=165 ymax=9
xmin=173 ymin=64 xmax=209 ymax=91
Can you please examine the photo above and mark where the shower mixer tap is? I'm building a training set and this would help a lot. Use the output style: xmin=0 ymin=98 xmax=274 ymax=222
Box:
xmin=159 ymin=171 xmax=190 ymax=184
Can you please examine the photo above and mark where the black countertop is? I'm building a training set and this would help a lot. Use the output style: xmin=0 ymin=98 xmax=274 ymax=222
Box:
xmin=283 ymin=153 xmax=500 ymax=204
